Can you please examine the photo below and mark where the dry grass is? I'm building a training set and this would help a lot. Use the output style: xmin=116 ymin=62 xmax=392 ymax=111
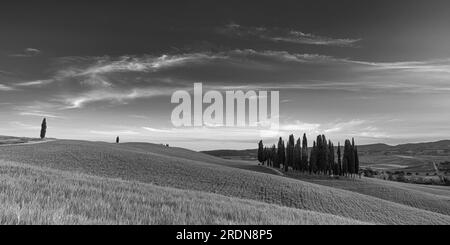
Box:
xmin=0 ymin=160 xmax=366 ymax=225
xmin=0 ymin=140 xmax=450 ymax=224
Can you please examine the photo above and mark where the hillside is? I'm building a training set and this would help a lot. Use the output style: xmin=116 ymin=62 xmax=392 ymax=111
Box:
xmin=0 ymin=160 xmax=366 ymax=225
xmin=1 ymin=140 xmax=450 ymax=224
xmin=283 ymin=172 xmax=450 ymax=216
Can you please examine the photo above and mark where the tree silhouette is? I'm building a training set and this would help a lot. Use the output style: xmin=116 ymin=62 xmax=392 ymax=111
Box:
xmin=257 ymin=140 xmax=264 ymax=165
xmin=258 ymin=134 xmax=359 ymax=178
xmin=116 ymin=136 xmax=120 ymax=144
xmin=301 ymin=133 xmax=308 ymax=172
xmin=316 ymin=135 xmax=329 ymax=174
xmin=354 ymin=145 xmax=360 ymax=177
xmin=277 ymin=137 xmax=285 ymax=170
xmin=40 ymin=118 xmax=47 ymax=139
xmin=286 ymin=134 xmax=295 ymax=171
xmin=328 ymin=140 xmax=335 ymax=175
xmin=343 ymin=139 xmax=356 ymax=177
xmin=309 ymin=141 xmax=317 ymax=174
xmin=337 ymin=142 xmax=342 ymax=176
xmin=294 ymin=138 xmax=301 ymax=171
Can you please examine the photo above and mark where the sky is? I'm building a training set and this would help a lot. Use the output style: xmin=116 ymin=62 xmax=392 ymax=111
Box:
xmin=1 ymin=0 xmax=450 ymax=150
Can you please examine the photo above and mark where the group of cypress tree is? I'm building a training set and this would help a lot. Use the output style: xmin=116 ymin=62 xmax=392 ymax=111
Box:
xmin=258 ymin=134 xmax=360 ymax=177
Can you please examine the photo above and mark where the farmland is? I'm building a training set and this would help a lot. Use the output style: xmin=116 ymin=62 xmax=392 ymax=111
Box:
xmin=1 ymin=140 xmax=450 ymax=224
xmin=1 ymin=160 xmax=367 ymax=225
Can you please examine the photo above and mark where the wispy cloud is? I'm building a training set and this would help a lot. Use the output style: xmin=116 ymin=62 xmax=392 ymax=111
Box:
xmin=6 ymin=49 xmax=450 ymax=112
xmin=324 ymin=119 xmax=366 ymax=133
xmin=62 ymin=87 xmax=173 ymax=109
xmin=322 ymin=119 xmax=389 ymax=140
xmin=142 ymin=127 xmax=173 ymax=133
xmin=9 ymin=121 xmax=41 ymax=130
xmin=56 ymin=53 xmax=225 ymax=77
xmin=89 ymin=130 xmax=140 ymax=136
xmin=9 ymin=48 xmax=42 ymax=57
xmin=218 ymin=23 xmax=361 ymax=47
xmin=0 ymin=84 xmax=16 ymax=91
xmin=15 ymin=79 xmax=54 ymax=87
xmin=18 ymin=110 xmax=64 ymax=119
xmin=279 ymin=121 xmax=321 ymax=132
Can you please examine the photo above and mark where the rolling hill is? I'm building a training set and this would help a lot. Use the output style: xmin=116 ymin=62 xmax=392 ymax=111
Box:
xmin=1 ymin=139 xmax=450 ymax=224
xmin=0 ymin=160 xmax=366 ymax=225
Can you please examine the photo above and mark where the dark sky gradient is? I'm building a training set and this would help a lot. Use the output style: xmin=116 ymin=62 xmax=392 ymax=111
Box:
xmin=1 ymin=0 xmax=450 ymax=150
xmin=2 ymin=0 xmax=450 ymax=59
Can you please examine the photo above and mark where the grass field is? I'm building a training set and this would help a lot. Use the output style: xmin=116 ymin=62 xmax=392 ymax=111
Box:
xmin=1 ymin=160 xmax=367 ymax=225
xmin=284 ymin=172 xmax=450 ymax=216
xmin=1 ymin=140 xmax=450 ymax=224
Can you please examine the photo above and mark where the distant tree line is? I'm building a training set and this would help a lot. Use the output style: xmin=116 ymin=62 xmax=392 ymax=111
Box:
xmin=258 ymin=134 xmax=360 ymax=177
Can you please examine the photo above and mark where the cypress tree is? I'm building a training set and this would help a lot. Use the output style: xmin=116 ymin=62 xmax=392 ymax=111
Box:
xmin=315 ymin=136 xmax=322 ymax=172
xmin=271 ymin=144 xmax=278 ymax=168
xmin=343 ymin=139 xmax=356 ymax=177
xmin=328 ymin=140 xmax=335 ymax=175
xmin=40 ymin=118 xmax=47 ymax=139
xmin=116 ymin=136 xmax=120 ymax=144
xmin=257 ymin=140 xmax=264 ymax=164
xmin=263 ymin=146 xmax=269 ymax=165
xmin=342 ymin=140 xmax=349 ymax=176
xmin=354 ymin=145 xmax=360 ymax=177
xmin=277 ymin=137 xmax=285 ymax=169
xmin=349 ymin=139 xmax=356 ymax=176
xmin=301 ymin=133 xmax=308 ymax=172
xmin=337 ymin=142 xmax=342 ymax=176
xmin=286 ymin=134 xmax=295 ymax=171
xmin=309 ymin=141 xmax=317 ymax=174
xmin=323 ymin=135 xmax=329 ymax=174
xmin=316 ymin=135 xmax=329 ymax=174
xmin=294 ymin=138 xmax=301 ymax=171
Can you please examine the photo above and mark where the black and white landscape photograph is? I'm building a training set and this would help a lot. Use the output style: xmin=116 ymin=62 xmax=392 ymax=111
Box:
xmin=1 ymin=0 xmax=450 ymax=229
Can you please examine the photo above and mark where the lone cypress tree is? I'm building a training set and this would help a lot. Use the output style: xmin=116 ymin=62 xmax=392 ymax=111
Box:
xmin=116 ymin=136 xmax=120 ymax=144
xmin=40 ymin=118 xmax=47 ymax=139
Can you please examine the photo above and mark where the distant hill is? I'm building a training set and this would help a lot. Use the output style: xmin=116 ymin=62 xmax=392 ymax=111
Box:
xmin=357 ymin=140 xmax=450 ymax=156
xmin=201 ymin=149 xmax=258 ymax=160
xmin=203 ymin=140 xmax=450 ymax=159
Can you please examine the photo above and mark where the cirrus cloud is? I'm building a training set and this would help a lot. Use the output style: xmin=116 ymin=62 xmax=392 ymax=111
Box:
xmin=217 ymin=23 xmax=361 ymax=47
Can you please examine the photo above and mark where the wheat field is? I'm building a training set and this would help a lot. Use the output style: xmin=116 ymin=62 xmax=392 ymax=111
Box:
xmin=0 ymin=160 xmax=367 ymax=225
xmin=0 ymin=140 xmax=450 ymax=224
